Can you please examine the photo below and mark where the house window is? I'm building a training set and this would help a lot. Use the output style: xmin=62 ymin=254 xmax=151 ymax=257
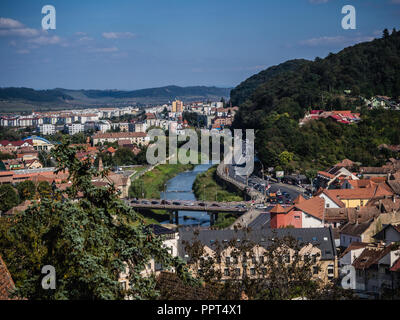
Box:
xmin=284 ymin=255 xmax=291 ymax=263
xmin=259 ymin=256 xmax=265 ymax=264
xmin=235 ymin=268 xmax=241 ymax=276
xmin=327 ymin=265 xmax=334 ymax=275
xmin=252 ymin=256 xmax=257 ymax=264
xmin=233 ymin=256 xmax=238 ymax=264
xmin=121 ymin=281 xmax=127 ymax=290
xmin=326 ymin=203 xmax=330 ymax=208
xmin=226 ymin=257 xmax=231 ymax=265
xmin=313 ymin=266 xmax=319 ymax=275
xmin=224 ymin=268 xmax=230 ymax=276
xmin=250 ymin=268 xmax=256 ymax=276
xmin=312 ymin=255 xmax=317 ymax=263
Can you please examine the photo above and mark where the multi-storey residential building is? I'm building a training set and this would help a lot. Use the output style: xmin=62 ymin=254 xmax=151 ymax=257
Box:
xmin=118 ymin=225 xmax=179 ymax=293
xmin=172 ymin=100 xmax=183 ymax=113
xmin=134 ymin=122 xmax=147 ymax=133
xmin=178 ymin=227 xmax=338 ymax=284
xmin=97 ymin=121 xmax=111 ymax=133
xmin=92 ymin=132 xmax=149 ymax=146
xmin=39 ymin=124 xmax=56 ymax=136
xmin=68 ymin=123 xmax=85 ymax=135
xmin=79 ymin=113 xmax=99 ymax=124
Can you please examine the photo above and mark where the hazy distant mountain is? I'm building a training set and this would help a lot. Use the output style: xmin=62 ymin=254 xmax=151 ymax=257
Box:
xmin=0 ymin=85 xmax=231 ymax=112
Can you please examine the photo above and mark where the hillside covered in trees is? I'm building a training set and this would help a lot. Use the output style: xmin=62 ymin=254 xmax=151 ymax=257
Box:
xmin=232 ymin=29 xmax=400 ymax=173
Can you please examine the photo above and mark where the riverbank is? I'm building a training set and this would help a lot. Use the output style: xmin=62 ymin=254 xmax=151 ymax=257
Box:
xmin=193 ymin=165 xmax=244 ymax=229
xmin=129 ymin=162 xmax=195 ymax=199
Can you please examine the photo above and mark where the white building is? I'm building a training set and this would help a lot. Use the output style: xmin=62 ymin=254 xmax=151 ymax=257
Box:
xmin=68 ymin=123 xmax=85 ymax=135
xmin=39 ymin=124 xmax=56 ymax=135
xmin=97 ymin=121 xmax=111 ymax=133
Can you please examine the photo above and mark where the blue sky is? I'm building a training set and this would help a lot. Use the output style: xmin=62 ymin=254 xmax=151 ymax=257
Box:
xmin=0 ymin=0 xmax=399 ymax=90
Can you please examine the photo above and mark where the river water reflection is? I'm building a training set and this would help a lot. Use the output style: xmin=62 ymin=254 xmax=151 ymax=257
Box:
xmin=160 ymin=163 xmax=213 ymax=226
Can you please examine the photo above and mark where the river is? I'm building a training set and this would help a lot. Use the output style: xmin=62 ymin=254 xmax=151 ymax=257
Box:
xmin=160 ymin=162 xmax=213 ymax=226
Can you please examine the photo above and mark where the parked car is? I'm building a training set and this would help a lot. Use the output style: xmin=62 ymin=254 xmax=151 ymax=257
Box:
xmin=198 ymin=202 xmax=206 ymax=206
xmin=151 ymin=200 xmax=159 ymax=204
xmin=172 ymin=201 xmax=181 ymax=205
xmin=131 ymin=200 xmax=139 ymax=204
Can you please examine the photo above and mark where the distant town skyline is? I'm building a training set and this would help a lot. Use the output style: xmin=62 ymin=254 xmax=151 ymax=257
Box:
xmin=0 ymin=0 xmax=399 ymax=90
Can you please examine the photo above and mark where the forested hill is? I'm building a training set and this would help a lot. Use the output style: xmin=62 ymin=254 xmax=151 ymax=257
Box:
xmin=230 ymin=59 xmax=310 ymax=106
xmin=233 ymin=28 xmax=400 ymax=126
xmin=231 ymin=28 xmax=400 ymax=173
xmin=0 ymin=88 xmax=74 ymax=103
xmin=0 ymin=85 xmax=231 ymax=112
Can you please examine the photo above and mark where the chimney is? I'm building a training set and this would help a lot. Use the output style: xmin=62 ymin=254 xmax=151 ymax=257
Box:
xmin=393 ymin=195 xmax=396 ymax=203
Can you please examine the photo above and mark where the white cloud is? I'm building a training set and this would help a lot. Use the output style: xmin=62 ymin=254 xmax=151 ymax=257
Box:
xmin=28 ymin=35 xmax=61 ymax=45
xmin=0 ymin=27 xmax=39 ymax=37
xmin=89 ymin=46 xmax=119 ymax=53
xmin=78 ymin=36 xmax=94 ymax=42
xmin=309 ymin=0 xmax=329 ymax=3
xmin=0 ymin=17 xmax=39 ymax=38
xmin=16 ymin=49 xmax=30 ymax=54
xmin=102 ymin=32 xmax=136 ymax=39
xmin=0 ymin=17 xmax=24 ymax=29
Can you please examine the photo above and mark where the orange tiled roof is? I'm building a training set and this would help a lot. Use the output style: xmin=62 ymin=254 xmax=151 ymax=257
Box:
xmin=269 ymin=204 xmax=286 ymax=214
xmin=323 ymin=184 xmax=393 ymax=201
xmin=293 ymin=194 xmax=306 ymax=204
xmin=288 ymin=196 xmax=325 ymax=220
xmin=318 ymin=171 xmax=335 ymax=179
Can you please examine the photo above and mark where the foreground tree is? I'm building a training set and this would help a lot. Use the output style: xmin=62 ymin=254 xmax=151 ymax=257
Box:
xmin=181 ymin=229 xmax=356 ymax=300
xmin=0 ymin=139 xmax=193 ymax=299
xmin=0 ymin=184 xmax=20 ymax=213
xmin=16 ymin=180 xmax=36 ymax=201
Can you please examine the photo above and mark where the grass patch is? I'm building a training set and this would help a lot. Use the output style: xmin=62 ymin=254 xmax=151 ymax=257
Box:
xmin=193 ymin=165 xmax=244 ymax=229
xmin=129 ymin=162 xmax=194 ymax=199
xmin=192 ymin=165 xmax=244 ymax=202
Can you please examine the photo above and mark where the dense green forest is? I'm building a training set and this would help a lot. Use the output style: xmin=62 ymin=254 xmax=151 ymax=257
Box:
xmin=231 ymin=29 xmax=400 ymax=173
xmin=81 ymin=85 xmax=231 ymax=99
xmin=230 ymin=59 xmax=309 ymax=106
xmin=0 ymin=86 xmax=230 ymax=105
